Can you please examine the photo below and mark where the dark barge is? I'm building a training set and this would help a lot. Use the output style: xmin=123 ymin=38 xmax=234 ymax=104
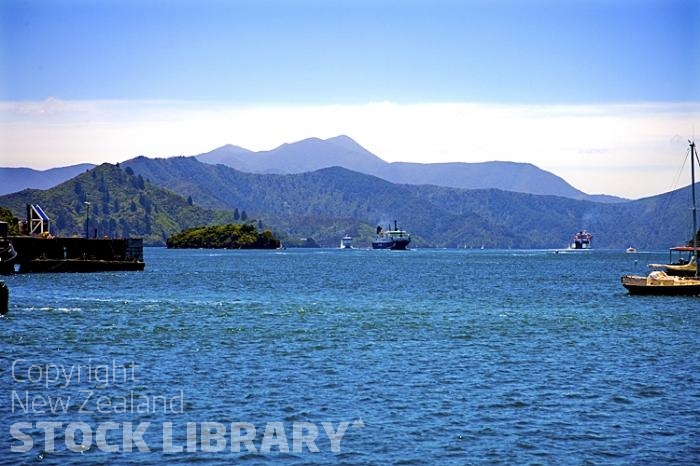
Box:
xmin=0 ymin=204 xmax=145 ymax=274
xmin=6 ymin=236 xmax=144 ymax=274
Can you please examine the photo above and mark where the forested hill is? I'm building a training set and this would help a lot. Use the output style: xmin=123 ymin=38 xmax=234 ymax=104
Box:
xmin=0 ymin=163 xmax=234 ymax=246
xmin=122 ymin=156 xmax=696 ymax=249
xmin=0 ymin=136 xmax=623 ymax=201
xmin=1 ymin=158 xmax=695 ymax=248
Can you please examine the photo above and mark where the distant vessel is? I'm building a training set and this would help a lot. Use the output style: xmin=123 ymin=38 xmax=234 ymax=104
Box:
xmin=372 ymin=221 xmax=411 ymax=250
xmin=626 ymin=246 xmax=637 ymax=253
xmin=569 ymin=230 xmax=592 ymax=249
xmin=621 ymin=140 xmax=700 ymax=295
xmin=340 ymin=235 xmax=353 ymax=249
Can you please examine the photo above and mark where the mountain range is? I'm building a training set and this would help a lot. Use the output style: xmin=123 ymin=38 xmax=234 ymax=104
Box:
xmin=0 ymin=164 xmax=96 ymax=196
xmin=1 ymin=136 xmax=623 ymax=201
xmin=120 ymin=156 xmax=696 ymax=248
xmin=2 ymin=135 xmax=695 ymax=249
xmin=0 ymin=155 xmax=695 ymax=248
xmin=196 ymin=135 xmax=624 ymax=202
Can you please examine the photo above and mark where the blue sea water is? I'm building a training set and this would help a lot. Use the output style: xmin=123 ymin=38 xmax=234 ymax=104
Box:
xmin=1 ymin=248 xmax=699 ymax=465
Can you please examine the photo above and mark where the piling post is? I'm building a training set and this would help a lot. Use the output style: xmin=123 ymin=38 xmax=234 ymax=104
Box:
xmin=0 ymin=281 xmax=8 ymax=316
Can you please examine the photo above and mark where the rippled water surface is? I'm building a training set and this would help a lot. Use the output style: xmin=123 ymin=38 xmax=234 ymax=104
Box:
xmin=2 ymin=248 xmax=700 ymax=464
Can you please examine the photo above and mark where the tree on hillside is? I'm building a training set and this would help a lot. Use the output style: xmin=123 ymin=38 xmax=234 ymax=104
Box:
xmin=0 ymin=206 xmax=19 ymax=235
xmin=74 ymin=181 xmax=85 ymax=201
xmin=133 ymin=174 xmax=145 ymax=190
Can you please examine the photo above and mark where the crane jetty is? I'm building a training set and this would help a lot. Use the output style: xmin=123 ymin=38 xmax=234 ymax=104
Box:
xmin=0 ymin=204 xmax=144 ymax=275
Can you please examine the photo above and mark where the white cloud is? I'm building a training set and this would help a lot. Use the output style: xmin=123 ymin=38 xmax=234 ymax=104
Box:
xmin=0 ymin=99 xmax=697 ymax=199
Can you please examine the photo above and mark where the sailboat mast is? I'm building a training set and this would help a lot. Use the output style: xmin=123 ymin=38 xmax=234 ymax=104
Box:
xmin=691 ymin=141 xmax=698 ymax=277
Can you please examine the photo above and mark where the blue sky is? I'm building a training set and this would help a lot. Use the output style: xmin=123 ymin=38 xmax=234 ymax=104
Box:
xmin=1 ymin=0 xmax=699 ymax=198
xmin=3 ymin=0 xmax=697 ymax=103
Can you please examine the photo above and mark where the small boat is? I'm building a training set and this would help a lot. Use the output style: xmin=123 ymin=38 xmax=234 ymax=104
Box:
xmin=0 ymin=237 xmax=17 ymax=275
xmin=372 ymin=221 xmax=411 ymax=250
xmin=621 ymin=140 xmax=700 ymax=295
xmin=569 ymin=230 xmax=593 ymax=249
xmin=0 ymin=220 xmax=17 ymax=275
xmin=648 ymin=246 xmax=698 ymax=276
xmin=621 ymin=271 xmax=700 ymax=296
xmin=340 ymin=235 xmax=353 ymax=249
xmin=626 ymin=246 xmax=637 ymax=253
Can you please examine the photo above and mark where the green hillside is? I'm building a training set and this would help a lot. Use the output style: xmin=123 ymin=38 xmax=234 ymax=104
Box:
xmin=122 ymin=156 xmax=698 ymax=249
xmin=0 ymin=206 xmax=20 ymax=235
xmin=0 ymin=163 xmax=234 ymax=246
xmin=2 ymin=159 xmax=697 ymax=249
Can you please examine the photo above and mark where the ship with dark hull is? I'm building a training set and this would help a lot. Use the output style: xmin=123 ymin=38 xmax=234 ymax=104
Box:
xmin=372 ymin=221 xmax=411 ymax=250
xmin=569 ymin=230 xmax=593 ymax=249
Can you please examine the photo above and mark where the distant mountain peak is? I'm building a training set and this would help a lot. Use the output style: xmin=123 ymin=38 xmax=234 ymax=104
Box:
xmin=277 ymin=136 xmax=323 ymax=148
xmin=270 ymin=135 xmax=365 ymax=153
xmin=326 ymin=134 xmax=359 ymax=145
xmin=196 ymin=134 xmax=388 ymax=175
xmin=208 ymin=144 xmax=253 ymax=154
xmin=327 ymin=134 xmax=354 ymax=142
xmin=325 ymin=135 xmax=371 ymax=152
xmin=190 ymin=135 xmax=623 ymax=202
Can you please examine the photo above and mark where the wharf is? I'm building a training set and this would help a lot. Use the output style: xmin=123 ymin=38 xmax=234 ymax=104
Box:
xmin=5 ymin=236 xmax=144 ymax=274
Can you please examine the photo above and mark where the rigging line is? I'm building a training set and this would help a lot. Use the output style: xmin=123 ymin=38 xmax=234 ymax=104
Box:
xmin=650 ymin=146 xmax=695 ymax=246
xmin=657 ymin=147 xmax=690 ymax=224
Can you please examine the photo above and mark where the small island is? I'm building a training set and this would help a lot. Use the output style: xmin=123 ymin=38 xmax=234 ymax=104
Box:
xmin=166 ymin=224 xmax=280 ymax=249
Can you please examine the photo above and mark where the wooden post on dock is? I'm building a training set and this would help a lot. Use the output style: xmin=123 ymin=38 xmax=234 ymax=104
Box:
xmin=0 ymin=281 xmax=7 ymax=316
